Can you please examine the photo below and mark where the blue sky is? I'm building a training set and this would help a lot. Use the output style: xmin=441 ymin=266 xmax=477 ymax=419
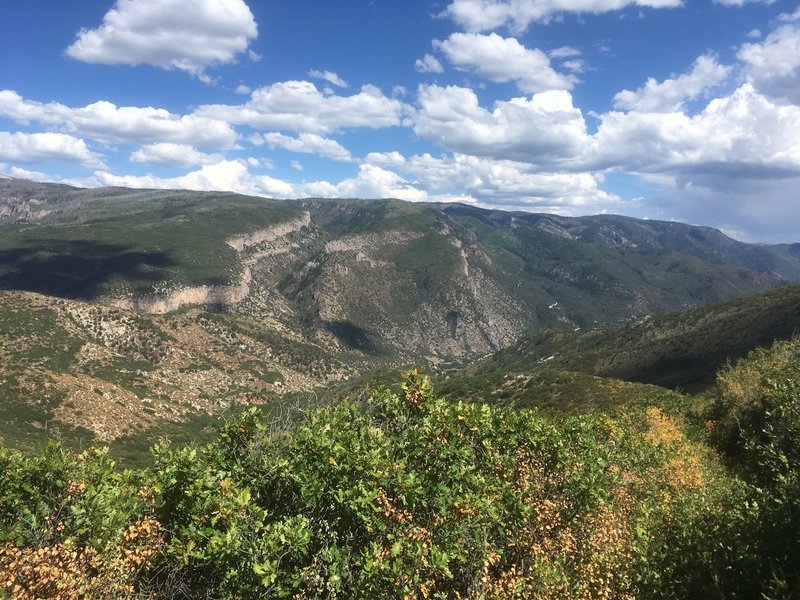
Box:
xmin=1 ymin=0 xmax=799 ymax=242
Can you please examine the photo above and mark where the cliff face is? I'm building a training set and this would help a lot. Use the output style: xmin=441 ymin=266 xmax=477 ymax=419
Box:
xmin=104 ymin=212 xmax=311 ymax=314
xmin=105 ymin=267 xmax=253 ymax=314
xmin=226 ymin=212 xmax=311 ymax=251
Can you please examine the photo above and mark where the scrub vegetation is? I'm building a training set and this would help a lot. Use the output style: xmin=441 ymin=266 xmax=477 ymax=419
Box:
xmin=2 ymin=337 xmax=799 ymax=598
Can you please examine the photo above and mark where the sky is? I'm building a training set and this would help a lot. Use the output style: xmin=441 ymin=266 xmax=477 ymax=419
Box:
xmin=1 ymin=0 xmax=799 ymax=243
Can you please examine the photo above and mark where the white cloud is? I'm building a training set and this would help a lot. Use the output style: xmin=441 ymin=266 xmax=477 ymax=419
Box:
xmin=549 ymin=46 xmax=581 ymax=59
xmin=96 ymin=160 xmax=263 ymax=195
xmin=261 ymin=132 xmax=354 ymax=162
xmin=245 ymin=157 xmax=272 ymax=168
xmin=0 ymin=132 xmax=105 ymax=168
xmin=444 ymin=0 xmax=682 ymax=33
xmin=92 ymin=159 xmax=428 ymax=202
xmin=308 ymin=69 xmax=349 ymax=88
xmin=713 ymin=0 xmax=777 ymax=6
xmin=413 ymin=84 xmax=590 ymax=165
xmin=235 ymin=84 xmax=251 ymax=94
xmin=562 ymin=60 xmax=587 ymax=73
xmin=66 ymin=0 xmax=258 ymax=78
xmin=779 ymin=6 xmax=800 ymax=21
xmin=2 ymin=166 xmax=60 ymax=182
xmin=415 ymin=54 xmax=445 ymax=74
xmin=738 ymin=21 xmax=800 ymax=103
xmin=413 ymin=77 xmax=800 ymax=193
xmin=613 ymin=54 xmax=731 ymax=112
xmin=363 ymin=151 xmax=407 ymax=167
xmin=365 ymin=151 xmax=619 ymax=213
xmin=130 ymin=143 xmax=223 ymax=167
xmin=195 ymin=81 xmax=406 ymax=134
xmin=437 ymin=33 xmax=576 ymax=93
xmin=593 ymin=84 xmax=800 ymax=174
xmin=0 ymin=90 xmax=238 ymax=148
xmin=333 ymin=164 xmax=428 ymax=201
xmin=291 ymin=160 xmax=303 ymax=171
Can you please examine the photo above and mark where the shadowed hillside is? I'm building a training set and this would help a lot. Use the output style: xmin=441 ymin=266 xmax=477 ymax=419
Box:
xmin=439 ymin=284 xmax=800 ymax=412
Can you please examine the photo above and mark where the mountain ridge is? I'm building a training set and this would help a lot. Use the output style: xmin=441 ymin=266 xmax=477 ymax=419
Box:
xmin=1 ymin=177 xmax=799 ymax=367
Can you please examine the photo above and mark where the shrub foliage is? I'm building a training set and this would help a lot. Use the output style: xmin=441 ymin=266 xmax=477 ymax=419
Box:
xmin=1 ymin=347 xmax=799 ymax=598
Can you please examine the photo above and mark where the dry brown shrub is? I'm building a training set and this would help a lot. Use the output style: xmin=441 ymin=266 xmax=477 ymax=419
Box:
xmin=643 ymin=407 xmax=684 ymax=447
xmin=0 ymin=517 xmax=164 ymax=600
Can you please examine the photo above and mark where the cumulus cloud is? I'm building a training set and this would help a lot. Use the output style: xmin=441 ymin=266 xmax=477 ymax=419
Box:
xmin=437 ymin=33 xmax=576 ymax=93
xmin=415 ymin=54 xmax=445 ymax=74
xmin=593 ymin=84 xmax=800 ymax=174
xmin=66 ymin=0 xmax=258 ymax=78
xmin=130 ymin=143 xmax=223 ymax=167
xmin=0 ymin=90 xmax=238 ymax=148
xmin=738 ymin=21 xmax=800 ymax=104
xmin=261 ymin=132 xmax=354 ymax=162
xmin=333 ymin=164 xmax=428 ymax=201
xmin=413 ymin=61 xmax=800 ymax=181
xmin=0 ymin=132 xmax=105 ymax=168
xmin=364 ymin=151 xmax=619 ymax=213
xmin=195 ymin=81 xmax=406 ymax=134
xmin=613 ymin=54 xmax=731 ymax=112
xmin=308 ymin=70 xmax=349 ymax=88
xmin=1 ymin=166 xmax=62 ymax=183
xmin=444 ymin=0 xmax=682 ymax=33
xmin=96 ymin=160 xmax=261 ymax=194
xmin=92 ymin=159 xmax=428 ymax=202
xmin=413 ymin=84 xmax=590 ymax=165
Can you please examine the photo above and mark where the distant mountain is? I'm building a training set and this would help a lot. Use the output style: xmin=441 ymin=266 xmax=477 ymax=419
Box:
xmin=2 ymin=177 xmax=799 ymax=367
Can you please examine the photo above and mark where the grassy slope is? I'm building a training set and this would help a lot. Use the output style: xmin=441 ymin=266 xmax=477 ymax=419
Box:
xmin=444 ymin=205 xmax=790 ymax=327
xmin=440 ymin=284 xmax=800 ymax=412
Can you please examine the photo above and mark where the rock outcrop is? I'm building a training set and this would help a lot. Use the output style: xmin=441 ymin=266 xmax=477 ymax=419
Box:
xmin=105 ymin=212 xmax=311 ymax=314
xmin=105 ymin=267 xmax=252 ymax=314
xmin=226 ymin=212 xmax=311 ymax=251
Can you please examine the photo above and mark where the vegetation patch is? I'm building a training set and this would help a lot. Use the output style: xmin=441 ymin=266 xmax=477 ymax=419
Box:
xmin=2 ymin=351 xmax=799 ymax=598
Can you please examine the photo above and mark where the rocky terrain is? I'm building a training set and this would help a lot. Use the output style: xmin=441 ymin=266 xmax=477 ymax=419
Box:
xmin=0 ymin=291 xmax=353 ymax=447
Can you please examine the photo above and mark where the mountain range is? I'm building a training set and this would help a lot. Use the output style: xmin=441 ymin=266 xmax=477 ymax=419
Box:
xmin=1 ymin=176 xmax=799 ymax=452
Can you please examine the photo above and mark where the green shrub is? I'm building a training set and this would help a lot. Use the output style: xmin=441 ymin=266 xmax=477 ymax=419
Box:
xmin=704 ymin=337 xmax=800 ymax=597
xmin=2 ymin=366 xmax=798 ymax=598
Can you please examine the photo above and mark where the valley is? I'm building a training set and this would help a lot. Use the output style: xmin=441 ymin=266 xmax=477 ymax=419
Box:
xmin=1 ymin=177 xmax=800 ymax=455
